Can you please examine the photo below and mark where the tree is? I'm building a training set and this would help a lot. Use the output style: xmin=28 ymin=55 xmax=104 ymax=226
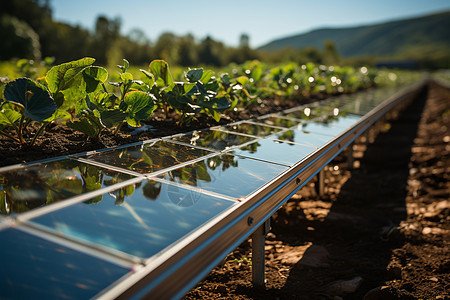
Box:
xmin=92 ymin=15 xmax=121 ymax=65
xmin=177 ymin=34 xmax=197 ymax=66
xmin=154 ymin=32 xmax=179 ymax=64
xmin=239 ymin=33 xmax=250 ymax=48
xmin=197 ymin=36 xmax=225 ymax=66
xmin=323 ymin=40 xmax=340 ymax=65
xmin=0 ymin=15 xmax=41 ymax=60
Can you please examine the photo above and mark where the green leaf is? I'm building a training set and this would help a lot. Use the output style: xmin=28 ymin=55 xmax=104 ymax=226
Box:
xmin=125 ymin=184 xmax=135 ymax=196
xmin=236 ymin=76 xmax=249 ymax=86
xmin=122 ymin=59 xmax=130 ymax=72
xmin=46 ymin=57 xmax=95 ymax=94
xmin=83 ymin=66 xmax=108 ymax=93
xmin=211 ymin=97 xmax=231 ymax=110
xmin=186 ymin=68 xmax=203 ymax=82
xmin=140 ymin=69 xmax=155 ymax=88
xmin=60 ymin=72 xmax=87 ymax=108
xmin=85 ymin=174 xmax=102 ymax=192
xmin=183 ymin=82 xmax=197 ymax=95
xmin=0 ymin=105 xmax=21 ymax=128
xmin=84 ymin=195 xmax=103 ymax=204
xmin=0 ymin=191 xmax=9 ymax=215
xmin=3 ymin=78 xmax=57 ymax=122
xmin=100 ymin=109 xmax=127 ymax=128
xmin=149 ymin=60 xmax=173 ymax=86
xmin=123 ymin=91 xmax=156 ymax=127
xmin=67 ymin=117 xmax=100 ymax=138
xmin=195 ymin=161 xmax=211 ymax=182
xmin=221 ymin=74 xmax=231 ymax=85
xmin=120 ymin=72 xmax=133 ymax=84
xmin=200 ymin=70 xmax=214 ymax=84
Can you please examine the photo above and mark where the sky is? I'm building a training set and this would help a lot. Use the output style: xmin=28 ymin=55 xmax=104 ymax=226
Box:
xmin=51 ymin=0 xmax=450 ymax=48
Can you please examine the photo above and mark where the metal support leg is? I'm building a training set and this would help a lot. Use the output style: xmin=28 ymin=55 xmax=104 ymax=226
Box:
xmin=252 ymin=219 xmax=270 ymax=288
xmin=366 ymin=128 xmax=371 ymax=144
xmin=375 ymin=121 xmax=381 ymax=137
xmin=347 ymin=144 xmax=354 ymax=170
xmin=315 ymin=168 xmax=325 ymax=197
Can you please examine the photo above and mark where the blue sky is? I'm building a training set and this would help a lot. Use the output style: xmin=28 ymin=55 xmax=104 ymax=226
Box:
xmin=51 ymin=0 xmax=450 ymax=48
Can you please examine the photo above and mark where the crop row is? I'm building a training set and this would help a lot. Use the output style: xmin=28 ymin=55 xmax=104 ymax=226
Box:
xmin=0 ymin=57 xmax=403 ymax=148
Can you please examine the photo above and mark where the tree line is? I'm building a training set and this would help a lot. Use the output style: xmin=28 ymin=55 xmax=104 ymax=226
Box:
xmin=0 ymin=0 xmax=342 ymax=67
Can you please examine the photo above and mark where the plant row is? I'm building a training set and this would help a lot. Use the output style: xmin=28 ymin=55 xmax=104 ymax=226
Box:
xmin=0 ymin=57 xmax=397 ymax=148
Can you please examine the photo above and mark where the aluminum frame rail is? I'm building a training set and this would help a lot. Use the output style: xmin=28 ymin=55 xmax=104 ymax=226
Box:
xmin=0 ymin=80 xmax=426 ymax=300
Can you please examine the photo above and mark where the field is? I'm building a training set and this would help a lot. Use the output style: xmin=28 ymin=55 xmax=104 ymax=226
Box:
xmin=1 ymin=57 xmax=448 ymax=299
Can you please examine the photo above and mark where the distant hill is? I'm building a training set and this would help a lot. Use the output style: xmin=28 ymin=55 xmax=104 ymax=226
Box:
xmin=258 ymin=11 xmax=450 ymax=58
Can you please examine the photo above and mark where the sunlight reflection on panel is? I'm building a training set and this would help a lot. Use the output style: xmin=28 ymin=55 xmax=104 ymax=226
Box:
xmin=301 ymin=114 xmax=362 ymax=136
xmin=0 ymin=159 xmax=134 ymax=216
xmin=230 ymin=139 xmax=316 ymax=166
xmin=217 ymin=122 xmax=284 ymax=137
xmin=84 ymin=140 xmax=215 ymax=174
xmin=254 ymin=116 xmax=302 ymax=128
xmin=274 ymin=128 xmax=330 ymax=148
xmin=169 ymin=130 xmax=258 ymax=150
xmin=159 ymin=154 xmax=287 ymax=199
xmin=31 ymin=179 xmax=235 ymax=258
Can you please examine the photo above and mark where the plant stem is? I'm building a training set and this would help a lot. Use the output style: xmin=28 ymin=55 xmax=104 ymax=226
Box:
xmin=17 ymin=115 xmax=26 ymax=145
xmin=114 ymin=122 xmax=123 ymax=135
xmin=0 ymin=130 xmax=21 ymax=143
xmin=30 ymin=122 xmax=50 ymax=147
xmin=102 ymin=83 xmax=109 ymax=93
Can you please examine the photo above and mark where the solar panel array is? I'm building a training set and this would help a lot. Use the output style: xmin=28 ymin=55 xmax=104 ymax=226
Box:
xmin=0 ymin=84 xmax=416 ymax=299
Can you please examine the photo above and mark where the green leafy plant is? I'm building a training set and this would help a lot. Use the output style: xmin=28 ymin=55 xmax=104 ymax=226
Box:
xmin=1 ymin=77 xmax=57 ymax=147
xmin=65 ymin=59 xmax=158 ymax=139
xmin=147 ymin=60 xmax=232 ymax=124
xmin=2 ymin=55 xmax=401 ymax=148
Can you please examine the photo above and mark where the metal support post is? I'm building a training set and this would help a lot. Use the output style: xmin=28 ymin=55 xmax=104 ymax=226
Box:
xmin=347 ymin=144 xmax=354 ymax=170
xmin=315 ymin=168 xmax=325 ymax=197
xmin=366 ymin=128 xmax=371 ymax=144
xmin=375 ymin=120 xmax=381 ymax=137
xmin=252 ymin=219 xmax=270 ymax=288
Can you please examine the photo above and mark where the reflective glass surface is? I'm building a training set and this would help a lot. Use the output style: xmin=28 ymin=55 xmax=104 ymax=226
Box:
xmin=274 ymin=128 xmax=331 ymax=148
xmin=0 ymin=159 xmax=134 ymax=216
xmin=283 ymin=104 xmax=332 ymax=121
xmin=32 ymin=180 xmax=234 ymax=258
xmin=0 ymin=228 xmax=128 ymax=299
xmin=342 ymin=101 xmax=377 ymax=115
xmin=218 ymin=122 xmax=284 ymax=137
xmin=160 ymin=154 xmax=288 ymax=199
xmin=85 ymin=140 xmax=214 ymax=174
xmin=254 ymin=116 xmax=301 ymax=128
xmin=301 ymin=114 xmax=361 ymax=136
xmin=231 ymin=139 xmax=315 ymax=166
xmin=169 ymin=130 xmax=257 ymax=150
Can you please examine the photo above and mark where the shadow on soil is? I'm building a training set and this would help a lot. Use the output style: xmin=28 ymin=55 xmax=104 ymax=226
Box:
xmin=270 ymin=85 xmax=429 ymax=299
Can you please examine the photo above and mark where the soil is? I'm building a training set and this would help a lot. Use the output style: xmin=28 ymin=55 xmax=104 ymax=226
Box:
xmin=183 ymin=81 xmax=450 ymax=300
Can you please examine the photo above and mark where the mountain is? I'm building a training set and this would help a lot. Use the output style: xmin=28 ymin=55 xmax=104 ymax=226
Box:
xmin=258 ymin=11 xmax=450 ymax=58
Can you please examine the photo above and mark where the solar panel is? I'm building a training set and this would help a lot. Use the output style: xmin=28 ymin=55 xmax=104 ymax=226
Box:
xmin=168 ymin=129 xmax=258 ymax=150
xmin=0 ymin=82 xmax=424 ymax=299
xmin=157 ymin=154 xmax=288 ymax=199
xmin=83 ymin=140 xmax=217 ymax=175
xmin=30 ymin=179 xmax=236 ymax=259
